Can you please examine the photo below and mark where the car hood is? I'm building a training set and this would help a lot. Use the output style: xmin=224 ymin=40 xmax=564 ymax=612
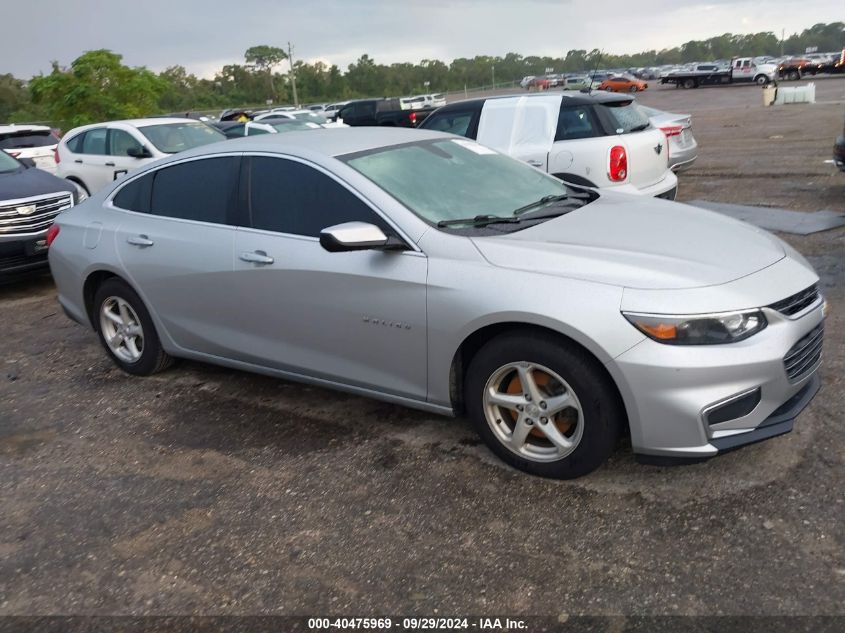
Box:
xmin=470 ymin=193 xmax=785 ymax=290
xmin=0 ymin=166 xmax=75 ymax=201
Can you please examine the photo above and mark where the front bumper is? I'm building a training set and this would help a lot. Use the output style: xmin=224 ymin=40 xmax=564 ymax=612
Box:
xmin=608 ymin=297 xmax=825 ymax=461
xmin=0 ymin=236 xmax=50 ymax=282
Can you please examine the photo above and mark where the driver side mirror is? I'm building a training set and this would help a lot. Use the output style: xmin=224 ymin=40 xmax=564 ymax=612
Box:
xmin=319 ymin=222 xmax=406 ymax=253
xmin=127 ymin=145 xmax=153 ymax=159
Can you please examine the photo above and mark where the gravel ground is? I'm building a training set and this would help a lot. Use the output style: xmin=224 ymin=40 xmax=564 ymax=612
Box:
xmin=1 ymin=79 xmax=843 ymax=619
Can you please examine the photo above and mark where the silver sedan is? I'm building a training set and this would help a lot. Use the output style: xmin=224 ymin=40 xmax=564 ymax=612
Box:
xmin=639 ymin=104 xmax=699 ymax=172
xmin=48 ymin=128 xmax=823 ymax=478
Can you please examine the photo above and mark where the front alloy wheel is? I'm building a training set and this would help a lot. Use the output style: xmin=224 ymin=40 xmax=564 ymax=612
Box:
xmin=465 ymin=331 xmax=623 ymax=479
xmin=99 ymin=296 xmax=145 ymax=363
xmin=483 ymin=362 xmax=584 ymax=462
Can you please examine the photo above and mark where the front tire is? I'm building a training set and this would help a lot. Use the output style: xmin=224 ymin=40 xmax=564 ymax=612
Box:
xmin=465 ymin=331 xmax=623 ymax=479
xmin=93 ymin=278 xmax=173 ymax=376
xmin=755 ymin=74 xmax=769 ymax=85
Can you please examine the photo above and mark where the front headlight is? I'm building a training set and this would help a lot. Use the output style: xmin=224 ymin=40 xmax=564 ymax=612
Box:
xmin=623 ymin=309 xmax=767 ymax=345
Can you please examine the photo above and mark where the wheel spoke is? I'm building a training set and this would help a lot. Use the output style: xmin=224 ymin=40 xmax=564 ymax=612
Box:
xmin=544 ymin=392 xmax=572 ymax=415
xmin=106 ymin=332 xmax=122 ymax=347
xmin=125 ymin=325 xmax=143 ymax=337
xmin=103 ymin=309 xmax=123 ymax=325
xmin=125 ymin=336 xmax=141 ymax=359
xmin=487 ymin=390 xmax=524 ymax=412
xmin=118 ymin=301 xmax=131 ymax=326
xmin=537 ymin=420 xmax=574 ymax=452
xmin=516 ymin=365 xmax=544 ymax=403
xmin=510 ymin=419 xmax=532 ymax=448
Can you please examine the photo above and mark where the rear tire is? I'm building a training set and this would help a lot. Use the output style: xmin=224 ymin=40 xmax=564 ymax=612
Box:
xmin=93 ymin=278 xmax=173 ymax=376
xmin=754 ymin=74 xmax=769 ymax=85
xmin=465 ymin=331 xmax=623 ymax=479
xmin=682 ymin=78 xmax=696 ymax=89
xmin=787 ymin=69 xmax=800 ymax=81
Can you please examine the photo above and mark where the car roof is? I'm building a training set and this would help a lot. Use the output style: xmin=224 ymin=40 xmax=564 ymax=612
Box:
xmin=144 ymin=127 xmax=449 ymax=168
xmin=439 ymin=90 xmax=633 ymax=110
xmin=64 ymin=118 xmax=204 ymax=136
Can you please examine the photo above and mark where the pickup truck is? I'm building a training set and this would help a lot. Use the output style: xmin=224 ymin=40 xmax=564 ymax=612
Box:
xmin=660 ymin=57 xmax=778 ymax=88
xmin=337 ymin=99 xmax=434 ymax=127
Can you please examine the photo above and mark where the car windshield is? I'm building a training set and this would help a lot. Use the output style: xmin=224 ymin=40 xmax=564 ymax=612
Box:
xmin=0 ymin=130 xmax=59 ymax=149
xmin=0 ymin=149 xmax=22 ymax=173
xmin=139 ymin=122 xmax=225 ymax=153
xmin=270 ymin=120 xmax=321 ymax=133
xmin=293 ymin=112 xmax=329 ymax=124
xmin=600 ymin=101 xmax=651 ymax=133
xmin=342 ymin=138 xmax=572 ymax=228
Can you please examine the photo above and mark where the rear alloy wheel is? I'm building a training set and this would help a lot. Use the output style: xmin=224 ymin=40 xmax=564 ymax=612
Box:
xmin=683 ymin=78 xmax=696 ymax=89
xmin=465 ymin=332 xmax=623 ymax=479
xmin=755 ymin=74 xmax=769 ymax=86
xmin=629 ymin=85 xmax=639 ymax=92
xmin=787 ymin=70 xmax=800 ymax=81
xmin=94 ymin=278 xmax=173 ymax=376
xmin=605 ymin=86 xmax=614 ymax=91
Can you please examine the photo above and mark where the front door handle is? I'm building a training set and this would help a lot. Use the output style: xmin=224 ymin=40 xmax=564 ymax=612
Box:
xmin=127 ymin=235 xmax=154 ymax=247
xmin=239 ymin=250 xmax=274 ymax=265
xmin=526 ymin=159 xmax=544 ymax=167
xmin=105 ymin=161 xmax=115 ymax=167
xmin=74 ymin=159 xmax=83 ymax=164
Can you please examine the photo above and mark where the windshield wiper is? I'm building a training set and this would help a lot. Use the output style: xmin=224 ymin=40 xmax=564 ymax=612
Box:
xmin=629 ymin=123 xmax=650 ymax=132
xmin=512 ymin=194 xmax=570 ymax=216
xmin=437 ymin=214 xmax=521 ymax=228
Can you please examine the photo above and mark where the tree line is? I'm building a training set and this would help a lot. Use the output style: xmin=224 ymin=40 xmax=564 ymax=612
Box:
xmin=1 ymin=22 xmax=842 ymax=130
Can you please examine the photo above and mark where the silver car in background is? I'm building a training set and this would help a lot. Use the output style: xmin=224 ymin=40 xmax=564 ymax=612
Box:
xmin=638 ymin=104 xmax=699 ymax=172
xmin=48 ymin=128 xmax=823 ymax=478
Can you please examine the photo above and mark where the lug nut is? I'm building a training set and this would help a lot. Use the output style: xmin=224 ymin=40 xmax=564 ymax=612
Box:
xmin=540 ymin=401 xmax=547 ymax=409
xmin=526 ymin=419 xmax=533 ymax=425
xmin=540 ymin=417 xmax=548 ymax=424
xmin=525 ymin=394 xmax=532 ymax=401
xmin=516 ymin=405 xmax=524 ymax=411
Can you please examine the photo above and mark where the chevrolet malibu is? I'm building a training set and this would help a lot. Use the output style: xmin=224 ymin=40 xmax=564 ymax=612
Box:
xmin=48 ymin=128 xmax=824 ymax=478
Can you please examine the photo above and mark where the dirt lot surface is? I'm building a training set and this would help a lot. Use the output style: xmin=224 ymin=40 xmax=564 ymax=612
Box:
xmin=1 ymin=79 xmax=844 ymax=618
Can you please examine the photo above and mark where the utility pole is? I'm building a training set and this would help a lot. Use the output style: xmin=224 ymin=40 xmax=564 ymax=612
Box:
xmin=780 ymin=29 xmax=785 ymax=57
xmin=288 ymin=41 xmax=299 ymax=108
xmin=492 ymin=64 xmax=495 ymax=88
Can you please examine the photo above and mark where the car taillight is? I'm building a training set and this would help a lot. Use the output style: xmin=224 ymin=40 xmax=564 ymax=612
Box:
xmin=608 ymin=145 xmax=628 ymax=182
xmin=54 ymin=147 xmax=60 ymax=164
xmin=46 ymin=224 xmax=60 ymax=247
xmin=409 ymin=111 xmax=417 ymax=125
xmin=660 ymin=125 xmax=683 ymax=138
xmin=9 ymin=151 xmax=20 ymax=158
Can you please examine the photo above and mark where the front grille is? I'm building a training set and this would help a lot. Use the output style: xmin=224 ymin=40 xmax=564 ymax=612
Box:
xmin=769 ymin=284 xmax=819 ymax=316
xmin=0 ymin=192 xmax=72 ymax=236
xmin=0 ymin=252 xmax=47 ymax=272
xmin=783 ymin=324 xmax=824 ymax=382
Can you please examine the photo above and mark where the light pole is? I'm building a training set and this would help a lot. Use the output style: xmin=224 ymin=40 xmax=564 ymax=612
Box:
xmin=492 ymin=64 xmax=495 ymax=88
xmin=288 ymin=41 xmax=299 ymax=108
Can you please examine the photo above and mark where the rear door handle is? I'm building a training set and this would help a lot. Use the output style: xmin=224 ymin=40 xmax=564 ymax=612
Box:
xmin=239 ymin=250 xmax=274 ymax=265
xmin=126 ymin=235 xmax=154 ymax=247
xmin=74 ymin=159 xmax=83 ymax=164
xmin=105 ymin=161 xmax=115 ymax=167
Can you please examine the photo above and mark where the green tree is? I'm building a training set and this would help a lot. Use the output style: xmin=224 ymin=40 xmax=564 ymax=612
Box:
xmin=29 ymin=50 xmax=164 ymax=130
xmin=244 ymin=45 xmax=288 ymax=101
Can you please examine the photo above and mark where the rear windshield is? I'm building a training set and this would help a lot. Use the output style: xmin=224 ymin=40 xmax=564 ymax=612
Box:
xmin=0 ymin=130 xmax=59 ymax=150
xmin=139 ymin=122 xmax=225 ymax=154
xmin=599 ymin=101 xmax=651 ymax=134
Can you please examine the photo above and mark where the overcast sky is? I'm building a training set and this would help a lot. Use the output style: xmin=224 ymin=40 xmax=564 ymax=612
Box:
xmin=3 ymin=0 xmax=842 ymax=78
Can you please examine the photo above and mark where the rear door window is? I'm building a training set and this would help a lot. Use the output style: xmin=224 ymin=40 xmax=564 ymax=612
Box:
xmin=555 ymin=106 xmax=600 ymax=141
xmin=113 ymin=174 xmax=153 ymax=213
xmin=149 ymin=156 xmax=240 ymax=225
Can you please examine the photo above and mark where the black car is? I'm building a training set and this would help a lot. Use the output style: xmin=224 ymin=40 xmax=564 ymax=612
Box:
xmin=1 ymin=151 xmax=77 ymax=281
xmin=835 ymin=119 xmax=845 ymax=172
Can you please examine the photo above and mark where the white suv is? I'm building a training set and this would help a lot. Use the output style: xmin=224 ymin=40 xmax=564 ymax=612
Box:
xmin=56 ymin=118 xmax=225 ymax=195
xmin=420 ymin=92 xmax=678 ymax=198
xmin=0 ymin=124 xmax=61 ymax=174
